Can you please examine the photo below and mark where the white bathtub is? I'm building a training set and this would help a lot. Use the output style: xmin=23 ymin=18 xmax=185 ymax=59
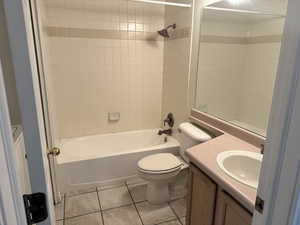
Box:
xmin=57 ymin=129 xmax=180 ymax=193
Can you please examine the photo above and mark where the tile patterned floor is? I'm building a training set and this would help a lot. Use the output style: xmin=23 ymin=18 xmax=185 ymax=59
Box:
xmin=55 ymin=180 xmax=187 ymax=225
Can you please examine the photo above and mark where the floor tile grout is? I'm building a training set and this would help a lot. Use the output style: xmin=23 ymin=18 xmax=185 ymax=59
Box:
xmin=168 ymin=201 xmax=183 ymax=225
xmin=96 ymin=191 xmax=105 ymax=225
xmin=101 ymin=202 xmax=136 ymax=212
xmin=63 ymin=183 xmax=126 ymax=198
xmin=63 ymin=193 xmax=66 ymax=225
xmin=60 ymin=179 xmax=187 ymax=225
xmin=65 ymin=189 xmax=97 ymax=198
xmin=125 ymin=183 xmax=145 ymax=225
xmin=64 ymin=210 xmax=101 ymax=220
xmin=63 ymin=180 xmax=148 ymax=198
xmin=155 ymin=218 xmax=182 ymax=225
xmin=64 ymin=195 xmax=144 ymax=217
xmin=97 ymin=182 xmax=127 ymax=191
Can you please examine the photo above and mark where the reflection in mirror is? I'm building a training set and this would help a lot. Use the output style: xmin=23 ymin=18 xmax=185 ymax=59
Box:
xmin=195 ymin=5 xmax=285 ymax=136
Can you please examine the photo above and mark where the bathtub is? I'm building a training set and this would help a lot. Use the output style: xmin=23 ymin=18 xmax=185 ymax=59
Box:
xmin=57 ymin=129 xmax=180 ymax=193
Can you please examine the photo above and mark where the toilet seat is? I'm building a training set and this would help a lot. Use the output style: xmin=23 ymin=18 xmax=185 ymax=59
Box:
xmin=138 ymin=153 xmax=182 ymax=174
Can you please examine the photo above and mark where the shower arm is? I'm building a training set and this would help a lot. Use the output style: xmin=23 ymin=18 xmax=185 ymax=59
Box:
xmin=165 ymin=24 xmax=176 ymax=30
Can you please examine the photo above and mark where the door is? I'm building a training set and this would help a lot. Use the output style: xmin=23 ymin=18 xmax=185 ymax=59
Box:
xmin=252 ymin=0 xmax=300 ymax=224
xmin=2 ymin=0 xmax=56 ymax=224
xmin=28 ymin=0 xmax=62 ymax=204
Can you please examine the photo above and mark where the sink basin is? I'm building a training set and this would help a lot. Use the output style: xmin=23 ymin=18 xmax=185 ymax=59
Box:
xmin=217 ymin=151 xmax=262 ymax=189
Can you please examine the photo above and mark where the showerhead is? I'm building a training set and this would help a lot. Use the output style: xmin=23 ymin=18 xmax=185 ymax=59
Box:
xmin=157 ymin=23 xmax=176 ymax=38
xmin=158 ymin=29 xmax=170 ymax=38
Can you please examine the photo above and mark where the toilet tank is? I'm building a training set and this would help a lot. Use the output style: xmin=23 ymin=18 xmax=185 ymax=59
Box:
xmin=177 ymin=122 xmax=212 ymax=162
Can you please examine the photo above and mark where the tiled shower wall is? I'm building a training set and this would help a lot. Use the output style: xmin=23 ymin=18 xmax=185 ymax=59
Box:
xmin=44 ymin=0 xmax=166 ymax=138
xmin=162 ymin=3 xmax=192 ymax=129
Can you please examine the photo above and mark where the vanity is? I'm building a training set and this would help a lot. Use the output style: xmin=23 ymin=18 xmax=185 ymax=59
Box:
xmin=185 ymin=131 xmax=262 ymax=225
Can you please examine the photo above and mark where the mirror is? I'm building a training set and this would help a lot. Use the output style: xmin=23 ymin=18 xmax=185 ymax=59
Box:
xmin=195 ymin=4 xmax=286 ymax=136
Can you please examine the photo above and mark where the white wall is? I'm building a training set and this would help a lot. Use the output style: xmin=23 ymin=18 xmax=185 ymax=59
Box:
xmin=237 ymin=19 xmax=284 ymax=131
xmin=196 ymin=21 xmax=246 ymax=121
xmin=0 ymin=2 xmax=21 ymax=125
xmin=197 ymin=42 xmax=245 ymax=121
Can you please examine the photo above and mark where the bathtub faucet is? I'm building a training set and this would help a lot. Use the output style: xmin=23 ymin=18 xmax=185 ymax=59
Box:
xmin=158 ymin=129 xmax=172 ymax=136
xmin=163 ymin=113 xmax=174 ymax=128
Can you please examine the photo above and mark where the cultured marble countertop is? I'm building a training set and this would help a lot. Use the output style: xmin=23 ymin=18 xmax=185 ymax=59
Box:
xmin=186 ymin=133 xmax=260 ymax=213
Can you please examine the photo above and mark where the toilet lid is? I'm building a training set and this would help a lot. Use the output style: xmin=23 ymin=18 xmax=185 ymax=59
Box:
xmin=138 ymin=153 xmax=182 ymax=172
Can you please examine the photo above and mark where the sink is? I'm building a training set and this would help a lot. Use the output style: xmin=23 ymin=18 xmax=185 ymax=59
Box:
xmin=217 ymin=151 xmax=263 ymax=189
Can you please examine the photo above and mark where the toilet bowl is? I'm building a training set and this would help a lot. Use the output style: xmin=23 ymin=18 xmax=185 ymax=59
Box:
xmin=138 ymin=153 xmax=183 ymax=204
xmin=137 ymin=122 xmax=212 ymax=204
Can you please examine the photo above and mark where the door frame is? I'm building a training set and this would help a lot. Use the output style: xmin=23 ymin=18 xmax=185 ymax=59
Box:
xmin=2 ymin=0 xmax=300 ymax=225
xmin=2 ymin=0 xmax=55 ymax=224
xmin=252 ymin=0 xmax=300 ymax=224
xmin=28 ymin=0 xmax=61 ymax=204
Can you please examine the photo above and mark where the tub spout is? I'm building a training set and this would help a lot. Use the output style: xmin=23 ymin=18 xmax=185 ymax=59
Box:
xmin=158 ymin=129 xmax=172 ymax=136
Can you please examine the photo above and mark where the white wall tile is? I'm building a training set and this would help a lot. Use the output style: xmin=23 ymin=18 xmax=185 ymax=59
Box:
xmin=162 ymin=5 xmax=193 ymax=129
xmin=42 ymin=0 xmax=196 ymax=139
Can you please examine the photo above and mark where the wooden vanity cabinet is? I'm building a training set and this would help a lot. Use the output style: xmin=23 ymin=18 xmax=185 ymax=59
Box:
xmin=187 ymin=164 xmax=252 ymax=225
xmin=187 ymin=164 xmax=217 ymax=225
xmin=214 ymin=191 xmax=252 ymax=225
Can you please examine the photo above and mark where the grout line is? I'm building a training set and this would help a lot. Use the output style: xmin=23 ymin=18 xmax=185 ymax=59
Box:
xmin=64 ymin=210 xmax=101 ymax=220
xmin=97 ymin=182 xmax=127 ymax=192
xmin=134 ymin=199 xmax=148 ymax=204
xmin=65 ymin=188 xmax=97 ymax=198
xmin=168 ymin=201 xmax=183 ymax=225
xmin=62 ymin=182 xmax=148 ymax=222
xmin=155 ymin=218 xmax=181 ymax=225
xmin=65 ymin=182 xmax=126 ymax=198
xmin=125 ymin=183 xmax=145 ymax=225
xmin=65 ymin=178 xmax=147 ymax=198
xmin=63 ymin=193 xmax=66 ymax=225
xmin=64 ymin=191 xmax=101 ymax=220
xmin=101 ymin=203 xmax=136 ymax=212
xmin=96 ymin=191 xmax=105 ymax=225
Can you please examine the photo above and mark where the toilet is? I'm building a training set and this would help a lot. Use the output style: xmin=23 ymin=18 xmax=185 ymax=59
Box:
xmin=137 ymin=122 xmax=212 ymax=204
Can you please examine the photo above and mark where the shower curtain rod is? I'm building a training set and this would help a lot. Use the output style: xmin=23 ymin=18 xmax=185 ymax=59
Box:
xmin=130 ymin=0 xmax=191 ymax=8
xmin=204 ymin=6 xmax=285 ymax=17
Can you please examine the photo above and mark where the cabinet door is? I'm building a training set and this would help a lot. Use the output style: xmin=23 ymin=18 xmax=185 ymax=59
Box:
xmin=215 ymin=191 xmax=252 ymax=225
xmin=187 ymin=164 xmax=217 ymax=225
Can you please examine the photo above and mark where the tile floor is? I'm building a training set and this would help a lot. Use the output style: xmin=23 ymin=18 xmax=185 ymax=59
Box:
xmin=55 ymin=180 xmax=187 ymax=225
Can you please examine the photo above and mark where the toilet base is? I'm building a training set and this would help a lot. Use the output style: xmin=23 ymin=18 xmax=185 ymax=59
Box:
xmin=146 ymin=181 xmax=170 ymax=204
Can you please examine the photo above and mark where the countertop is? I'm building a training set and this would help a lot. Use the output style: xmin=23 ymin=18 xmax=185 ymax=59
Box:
xmin=186 ymin=133 xmax=260 ymax=213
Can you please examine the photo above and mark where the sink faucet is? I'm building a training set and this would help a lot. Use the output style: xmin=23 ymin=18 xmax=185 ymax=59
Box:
xmin=158 ymin=129 xmax=172 ymax=136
